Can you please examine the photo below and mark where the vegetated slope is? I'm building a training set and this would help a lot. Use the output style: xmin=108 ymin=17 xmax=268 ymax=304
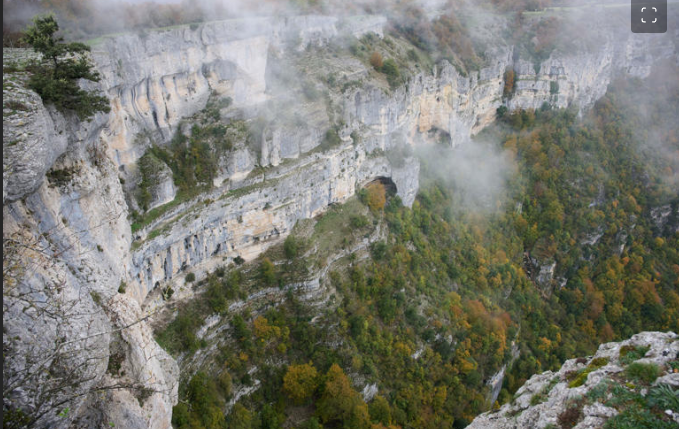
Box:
xmin=158 ymin=63 xmax=679 ymax=429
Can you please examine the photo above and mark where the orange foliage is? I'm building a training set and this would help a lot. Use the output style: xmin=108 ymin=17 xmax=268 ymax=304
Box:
xmin=317 ymin=364 xmax=367 ymax=426
xmin=366 ymin=182 xmax=387 ymax=212
xmin=370 ymin=51 xmax=384 ymax=70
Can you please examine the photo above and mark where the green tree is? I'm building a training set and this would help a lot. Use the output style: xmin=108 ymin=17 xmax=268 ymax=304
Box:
xmin=218 ymin=370 xmax=233 ymax=398
xmin=260 ymin=258 xmax=276 ymax=285
xmin=23 ymin=15 xmax=109 ymax=120
xmin=228 ymin=403 xmax=253 ymax=429
xmin=184 ymin=371 xmax=225 ymax=429
xmin=369 ymin=395 xmax=392 ymax=426
xmin=284 ymin=235 xmax=298 ymax=260
xmin=259 ymin=404 xmax=282 ymax=429
xmin=381 ymin=59 xmax=401 ymax=89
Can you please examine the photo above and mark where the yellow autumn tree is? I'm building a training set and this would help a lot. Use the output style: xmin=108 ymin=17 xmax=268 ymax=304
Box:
xmin=283 ymin=362 xmax=318 ymax=404
xmin=253 ymin=316 xmax=281 ymax=342
xmin=317 ymin=364 xmax=369 ymax=428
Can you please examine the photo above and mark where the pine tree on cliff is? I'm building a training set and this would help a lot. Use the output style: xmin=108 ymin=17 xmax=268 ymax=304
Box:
xmin=22 ymin=15 xmax=110 ymax=120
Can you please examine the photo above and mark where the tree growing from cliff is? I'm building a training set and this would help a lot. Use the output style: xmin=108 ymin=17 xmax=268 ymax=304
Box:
xmin=370 ymin=51 xmax=384 ymax=70
xmin=22 ymin=14 xmax=110 ymax=120
xmin=364 ymin=182 xmax=387 ymax=213
xmin=503 ymin=68 xmax=515 ymax=99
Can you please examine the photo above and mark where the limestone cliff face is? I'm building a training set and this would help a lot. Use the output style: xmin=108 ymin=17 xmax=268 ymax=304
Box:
xmin=3 ymin=68 xmax=177 ymax=428
xmin=467 ymin=331 xmax=679 ymax=429
xmin=342 ymin=30 xmax=676 ymax=155
xmin=92 ymin=15 xmax=385 ymax=168
xmin=129 ymin=145 xmax=419 ymax=300
xmin=3 ymin=9 xmax=677 ymax=429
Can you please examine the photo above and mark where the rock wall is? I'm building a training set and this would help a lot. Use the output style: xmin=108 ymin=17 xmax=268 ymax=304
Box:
xmin=346 ymin=33 xmax=676 ymax=152
xmin=121 ymin=9 xmax=678 ymax=304
xmin=3 ymin=70 xmax=177 ymax=427
xmin=93 ymin=13 xmax=678 ymax=310
xmin=92 ymin=15 xmax=387 ymax=169
xmin=128 ymin=143 xmax=419 ymax=301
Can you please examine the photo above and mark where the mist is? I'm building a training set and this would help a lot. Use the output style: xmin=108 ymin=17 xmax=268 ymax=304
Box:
xmin=417 ymin=137 xmax=518 ymax=214
xmin=4 ymin=0 xmax=676 ymax=201
xmin=624 ymin=61 xmax=679 ymax=191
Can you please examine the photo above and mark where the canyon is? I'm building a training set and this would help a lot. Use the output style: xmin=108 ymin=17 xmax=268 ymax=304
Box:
xmin=3 ymin=8 xmax=677 ymax=429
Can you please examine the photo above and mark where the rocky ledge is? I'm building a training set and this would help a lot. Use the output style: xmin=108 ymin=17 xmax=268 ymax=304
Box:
xmin=468 ymin=331 xmax=679 ymax=429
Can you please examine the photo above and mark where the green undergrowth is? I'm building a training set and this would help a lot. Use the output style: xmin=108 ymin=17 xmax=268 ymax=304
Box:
xmin=130 ymin=187 xmax=205 ymax=234
xmin=567 ymin=357 xmax=609 ymax=388
xmin=624 ymin=362 xmax=661 ymax=384
xmin=309 ymin=196 xmax=375 ymax=268
xmin=599 ymin=381 xmax=678 ymax=429
xmin=155 ymin=194 xmax=377 ymax=358
xmin=619 ymin=345 xmax=651 ymax=365
xmin=563 ymin=360 xmax=676 ymax=429
xmin=130 ymin=101 xmax=246 ymax=235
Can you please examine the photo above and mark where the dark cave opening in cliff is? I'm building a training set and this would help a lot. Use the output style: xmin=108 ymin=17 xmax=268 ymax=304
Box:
xmin=363 ymin=176 xmax=397 ymax=196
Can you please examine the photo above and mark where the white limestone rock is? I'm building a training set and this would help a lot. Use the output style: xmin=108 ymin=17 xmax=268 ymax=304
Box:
xmin=3 ymin=72 xmax=69 ymax=203
xmin=467 ymin=332 xmax=679 ymax=429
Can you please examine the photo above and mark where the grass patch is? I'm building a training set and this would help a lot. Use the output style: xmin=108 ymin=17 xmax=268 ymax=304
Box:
xmin=647 ymin=384 xmax=679 ymax=411
xmin=311 ymin=196 xmax=374 ymax=267
xmin=90 ymin=291 xmax=102 ymax=306
xmin=586 ymin=379 xmax=611 ymax=402
xmin=46 ymin=167 xmax=78 ymax=187
xmin=221 ymin=178 xmax=273 ymax=201
xmin=84 ymin=31 xmax=127 ymax=47
xmin=568 ymin=357 xmax=609 ymax=388
xmin=619 ymin=345 xmax=650 ymax=365
xmin=155 ymin=300 xmax=207 ymax=356
xmin=4 ymin=100 xmax=30 ymax=111
xmin=625 ymin=362 xmax=661 ymax=384
xmin=3 ymin=63 xmax=23 ymax=73
xmin=601 ymin=382 xmax=678 ymax=429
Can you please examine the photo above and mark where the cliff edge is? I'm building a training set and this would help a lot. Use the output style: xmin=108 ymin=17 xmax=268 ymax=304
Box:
xmin=467 ymin=331 xmax=679 ymax=429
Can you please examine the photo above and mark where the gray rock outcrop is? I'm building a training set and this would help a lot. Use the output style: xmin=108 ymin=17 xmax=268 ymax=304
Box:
xmin=3 ymin=70 xmax=68 ymax=204
xmin=467 ymin=331 xmax=679 ymax=429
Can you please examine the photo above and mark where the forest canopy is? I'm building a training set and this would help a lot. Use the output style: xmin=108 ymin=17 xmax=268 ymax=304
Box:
xmin=163 ymin=62 xmax=679 ymax=429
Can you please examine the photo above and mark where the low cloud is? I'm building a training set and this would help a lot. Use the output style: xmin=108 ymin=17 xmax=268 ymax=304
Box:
xmin=417 ymin=136 xmax=518 ymax=213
